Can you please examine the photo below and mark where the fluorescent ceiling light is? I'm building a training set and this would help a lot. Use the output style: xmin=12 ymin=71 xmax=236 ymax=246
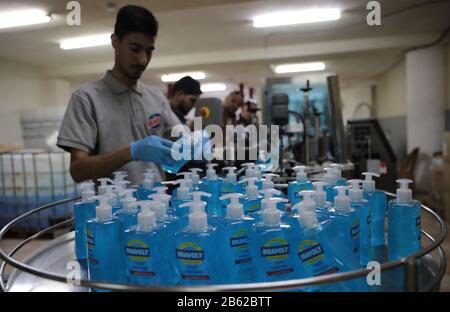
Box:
xmin=201 ymin=83 xmax=227 ymax=93
xmin=161 ymin=72 xmax=206 ymax=83
xmin=0 ymin=9 xmax=51 ymax=29
xmin=273 ymin=62 xmax=326 ymax=74
xmin=253 ymin=8 xmax=341 ymax=28
xmin=60 ymin=34 xmax=111 ymax=50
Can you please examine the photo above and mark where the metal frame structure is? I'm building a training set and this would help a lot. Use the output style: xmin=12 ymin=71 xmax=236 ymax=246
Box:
xmin=0 ymin=193 xmax=447 ymax=292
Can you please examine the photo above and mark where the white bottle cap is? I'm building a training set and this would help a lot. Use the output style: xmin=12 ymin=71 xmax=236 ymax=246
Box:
xmin=334 ymin=186 xmax=350 ymax=211
xmin=189 ymin=168 xmax=203 ymax=184
xmin=175 ymin=179 xmax=190 ymax=200
xmin=298 ymin=211 xmax=318 ymax=229
xmin=139 ymin=201 xmax=152 ymax=213
xmin=312 ymin=182 xmax=326 ymax=206
xmin=188 ymin=210 xmax=208 ymax=233
xmin=141 ymin=172 xmax=155 ymax=189
xmin=113 ymin=171 xmax=128 ymax=182
xmin=239 ymin=177 xmax=259 ymax=200
xmin=293 ymin=166 xmax=307 ymax=182
xmin=348 ymin=179 xmax=364 ymax=201
xmin=95 ymin=196 xmax=113 ymax=222
xmin=190 ymin=191 xmax=211 ymax=203
xmin=262 ymin=198 xmax=285 ymax=226
xmin=206 ymin=163 xmax=218 ymax=180
xmin=177 ymin=172 xmax=193 ymax=189
xmin=396 ymin=179 xmax=413 ymax=204
xmin=153 ymin=186 xmax=168 ymax=195
xmin=151 ymin=200 xmax=168 ymax=221
xmin=121 ymin=189 xmax=137 ymax=211
xmin=138 ymin=210 xmax=156 ymax=231
xmin=97 ymin=178 xmax=113 ymax=195
xmin=223 ymin=166 xmax=237 ymax=183
xmin=149 ymin=193 xmax=172 ymax=211
xmin=323 ymin=168 xmax=338 ymax=185
xmin=260 ymin=189 xmax=282 ymax=210
xmin=330 ymin=163 xmax=343 ymax=178
xmin=80 ymin=181 xmax=95 ymax=201
xmin=262 ymin=173 xmax=278 ymax=190
xmin=220 ymin=193 xmax=244 ymax=219
xmin=362 ymin=172 xmax=380 ymax=192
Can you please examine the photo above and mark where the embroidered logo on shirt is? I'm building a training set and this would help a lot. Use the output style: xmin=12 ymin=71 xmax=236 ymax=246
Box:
xmin=147 ymin=113 xmax=161 ymax=129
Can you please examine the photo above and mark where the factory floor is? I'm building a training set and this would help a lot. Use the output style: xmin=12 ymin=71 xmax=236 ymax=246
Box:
xmin=0 ymin=214 xmax=449 ymax=292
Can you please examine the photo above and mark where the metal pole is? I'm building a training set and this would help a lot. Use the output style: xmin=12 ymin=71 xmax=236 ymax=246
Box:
xmin=300 ymin=80 xmax=312 ymax=165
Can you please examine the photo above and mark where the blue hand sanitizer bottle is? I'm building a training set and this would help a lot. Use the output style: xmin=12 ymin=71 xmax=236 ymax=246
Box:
xmin=123 ymin=209 xmax=165 ymax=285
xmin=203 ymin=163 xmax=223 ymax=213
xmin=249 ymin=198 xmax=297 ymax=282
xmin=288 ymin=166 xmax=313 ymax=206
xmin=330 ymin=186 xmax=361 ymax=259
xmin=189 ymin=168 xmax=204 ymax=191
xmin=292 ymin=191 xmax=359 ymax=292
xmin=239 ymin=177 xmax=263 ymax=215
xmin=240 ymin=163 xmax=263 ymax=190
xmin=388 ymin=179 xmax=421 ymax=260
xmin=348 ymin=179 xmax=372 ymax=266
xmin=136 ymin=171 xmax=157 ymax=201
xmin=312 ymin=182 xmax=332 ymax=222
xmin=74 ymin=181 xmax=97 ymax=268
xmin=86 ymin=196 xmax=125 ymax=290
xmin=114 ymin=189 xmax=139 ymax=230
xmin=173 ymin=203 xmax=221 ymax=285
xmin=362 ymin=172 xmax=387 ymax=247
xmin=218 ymin=193 xmax=254 ymax=284
xmin=142 ymin=200 xmax=180 ymax=285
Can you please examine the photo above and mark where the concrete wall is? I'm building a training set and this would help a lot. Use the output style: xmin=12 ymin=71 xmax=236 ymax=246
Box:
xmin=0 ymin=59 xmax=71 ymax=146
xmin=340 ymin=80 xmax=374 ymax=124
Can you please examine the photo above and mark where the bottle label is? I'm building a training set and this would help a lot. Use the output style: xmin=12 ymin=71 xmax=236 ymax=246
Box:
xmin=297 ymin=239 xmax=339 ymax=276
xmin=176 ymin=242 xmax=210 ymax=281
xmin=229 ymin=228 xmax=251 ymax=264
xmin=124 ymin=239 xmax=157 ymax=280
xmin=259 ymin=238 xmax=294 ymax=277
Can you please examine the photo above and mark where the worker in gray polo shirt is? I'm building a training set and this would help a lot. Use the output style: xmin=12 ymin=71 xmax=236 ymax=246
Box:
xmin=57 ymin=5 xmax=180 ymax=185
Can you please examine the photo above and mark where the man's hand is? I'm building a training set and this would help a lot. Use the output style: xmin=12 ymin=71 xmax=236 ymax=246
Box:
xmin=130 ymin=135 xmax=174 ymax=165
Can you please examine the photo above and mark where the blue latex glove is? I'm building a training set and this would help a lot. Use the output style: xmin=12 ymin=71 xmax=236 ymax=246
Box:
xmin=130 ymin=135 xmax=174 ymax=165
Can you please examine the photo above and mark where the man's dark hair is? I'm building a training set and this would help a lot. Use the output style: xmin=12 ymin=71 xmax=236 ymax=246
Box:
xmin=172 ymin=76 xmax=202 ymax=96
xmin=114 ymin=5 xmax=158 ymax=39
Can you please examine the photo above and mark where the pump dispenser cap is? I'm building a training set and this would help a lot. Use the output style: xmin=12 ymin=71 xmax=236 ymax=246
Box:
xmin=294 ymin=191 xmax=319 ymax=228
xmin=223 ymin=166 xmax=237 ymax=183
xmin=330 ymin=163 xmax=343 ymax=177
xmin=97 ymin=178 xmax=113 ymax=195
xmin=176 ymin=172 xmax=193 ymax=189
xmin=293 ymin=166 xmax=308 ymax=182
xmin=150 ymin=193 xmax=172 ymax=208
xmin=312 ymin=182 xmax=326 ymax=206
xmin=324 ymin=168 xmax=338 ymax=185
xmin=141 ymin=172 xmax=155 ymax=189
xmin=260 ymin=189 xmax=282 ymax=210
xmin=113 ymin=171 xmax=128 ymax=181
xmin=94 ymin=196 xmax=113 ymax=222
xmin=190 ymin=191 xmax=211 ymax=203
xmin=139 ymin=201 xmax=152 ymax=213
xmin=362 ymin=172 xmax=380 ymax=192
xmin=153 ymin=186 xmax=168 ymax=195
xmin=188 ymin=210 xmax=208 ymax=232
xmin=206 ymin=163 xmax=218 ymax=180
xmin=80 ymin=182 xmax=95 ymax=201
xmin=138 ymin=210 xmax=156 ymax=231
xmin=396 ymin=179 xmax=413 ymax=204
xmin=220 ymin=193 xmax=244 ymax=219
xmin=150 ymin=199 xmax=168 ymax=221
xmin=334 ymin=186 xmax=350 ymax=211
xmin=120 ymin=189 xmax=137 ymax=211
xmin=189 ymin=168 xmax=202 ymax=184
xmin=262 ymin=173 xmax=279 ymax=190
xmin=175 ymin=179 xmax=190 ymax=200
xmin=239 ymin=177 xmax=259 ymax=200
xmin=348 ymin=179 xmax=364 ymax=201
xmin=262 ymin=198 xmax=287 ymax=226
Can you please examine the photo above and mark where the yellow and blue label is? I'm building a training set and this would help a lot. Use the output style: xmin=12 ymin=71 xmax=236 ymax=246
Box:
xmin=261 ymin=238 xmax=290 ymax=261
xmin=176 ymin=242 xmax=204 ymax=265
xmin=229 ymin=229 xmax=249 ymax=251
xmin=125 ymin=239 xmax=150 ymax=262
xmin=298 ymin=240 xmax=325 ymax=265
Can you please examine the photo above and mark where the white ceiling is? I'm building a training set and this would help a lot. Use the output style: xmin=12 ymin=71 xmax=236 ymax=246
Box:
xmin=0 ymin=0 xmax=449 ymax=88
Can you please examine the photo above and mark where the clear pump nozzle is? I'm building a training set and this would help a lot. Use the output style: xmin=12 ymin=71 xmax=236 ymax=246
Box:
xmin=120 ymin=189 xmax=137 ymax=211
xmin=138 ymin=209 xmax=156 ymax=231
xmin=189 ymin=168 xmax=203 ymax=184
xmin=312 ymin=182 xmax=326 ymax=206
xmin=296 ymin=191 xmax=319 ymax=229
xmin=324 ymin=167 xmax=338 ymax=185
xmin=176 ymin=172 xmax=193 ymax=189
xmin=79 ymin=181 xmax=95 ymax=201
xmin=330 ymin=163 xmax=343 ymax=178
xmin=92 ymin=196 xmax=112 ymax=222
xmin=262 ymin=173 xmax=279 ymax=190
xmin=223 ymin=166 xmax=237 ymax=183
xmin=348 ymin=179 xmax=364 ymax=202
xmin=239 ymin=177 xmax=259 ymax=200
xmin=396 ymin=179 xmax=413 ymax=204
xmin=219 ymin=193 xmax=244 ymax=219
xmin=97 ymin=178 xmax=113 ymax=195
xmin=175 ymin=179 xmax=191 ymax=200
xmin=293 ymin=166 xmax=308 ymax=182
xmin=206 ymin=163 xmax=219 ymax=180
xmin=179 ymin=201 xmax=208 ymax=232
xmin=260 ymin=189 xmax=282 ymax=210
xmin=334 ymin=186 xmax=350 ymax=211
xmin=362 ymin=172 xmax=380 ymax=192
xmin=262 ymin=198 xmax=287 ymax=226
